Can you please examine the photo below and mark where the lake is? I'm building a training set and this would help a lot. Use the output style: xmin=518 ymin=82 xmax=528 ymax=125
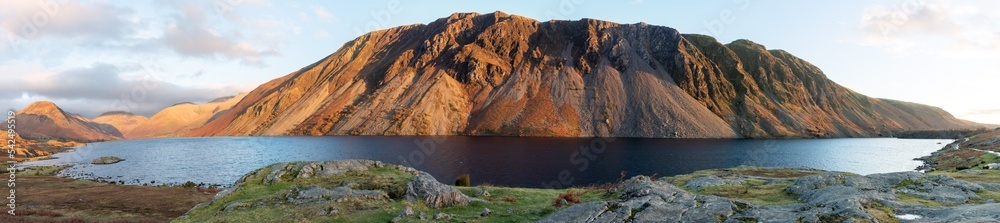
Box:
xmin=21 ymin=136 xmax=952 ymax=188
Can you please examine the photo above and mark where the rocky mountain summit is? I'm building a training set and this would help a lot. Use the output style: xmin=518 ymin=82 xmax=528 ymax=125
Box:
xmin=190 ymin=11 xmax=981 ymax=138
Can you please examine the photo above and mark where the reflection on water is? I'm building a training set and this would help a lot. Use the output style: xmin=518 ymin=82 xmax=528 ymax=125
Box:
xmin=22 ymin=136 xmax=952 ymax=188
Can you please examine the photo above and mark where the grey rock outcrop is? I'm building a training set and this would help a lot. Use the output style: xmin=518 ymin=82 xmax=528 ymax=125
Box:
xmin=222 ymin=202 xmax=249 ymax=214
xmin=986 ymin=163 xmax=1000 ymax=170
xmin=404 ymin=172 xmax=481 ymax=208
xmin=287 ymin=185 xmax=388 ymax=204
xmin=433 ymin=212 xmax=454 ymax=220
xmin=475 ymin=188 xmax=491 ymax=197
xmin=538 ymin=176 xmax=746 ymax=223
xmin=222 ymin=160 xmax=477 ymax=211
xmin=684 ymin=175 xmax=746 ymax=191
xmin=234 ymin=160 xmax=419 ymax=186
xmin=392 ymin=206 xmax=416 ymax=222
xmin=480 ymin=208 xmax=494 ymax=216
xmin=315 ymin=206 xmax=338 ymax=216
xmin=538 ymin=171 xmax=1000 ymax=223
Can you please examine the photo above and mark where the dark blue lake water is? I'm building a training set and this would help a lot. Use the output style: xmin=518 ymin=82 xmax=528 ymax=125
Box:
xmin=21 ymin=136 xmax=951 ymax=188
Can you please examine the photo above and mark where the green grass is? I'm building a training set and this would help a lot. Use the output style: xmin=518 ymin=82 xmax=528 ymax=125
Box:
xmin=977 ymin=190 xmax=1000 ymax=202
xmin=895 ymin=178 xmax=931 ymax=191
xmin=863 ymin=201 xmax=899 ymax=223
xmin=929 ymin=170 xmax=1000 ymax=184
xmin=663 ymin=167 xmax=820 ymax=189
xmin=19 ymin=165 xmax=69 ymax=176
xmin=972 ymin=153 xmax=1000 ymax=170
xmin=896 ymin=194 xmax=943 ymax=207
xmin=179 ymin=185 xmax=607 ymax=223
xmin=698 ymin=183 xmax=799 ymax=206
xmin=661 ymin=167 xmax=813 ymax=206
xmin=176 ymin=164 xmax=612 ymax=223
xmin=379 ymin=187 xmax=606 ymax=223
xmin=929 ymin=150 xmax=999 ymax=171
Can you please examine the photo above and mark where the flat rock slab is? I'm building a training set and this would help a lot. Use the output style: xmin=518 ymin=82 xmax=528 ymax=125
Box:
xmin=91 ymin=156 xmax=124 ymax=164
xmin=538 ymin=171 xmax=1000 ymax=223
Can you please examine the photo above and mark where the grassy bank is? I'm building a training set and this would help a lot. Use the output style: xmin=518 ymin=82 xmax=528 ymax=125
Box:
xmin=176 ymin=164 xmax=610 ymax=223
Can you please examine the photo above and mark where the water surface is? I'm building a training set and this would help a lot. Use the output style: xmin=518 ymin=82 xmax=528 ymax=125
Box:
xmin=23 ymin=136 xmax=951 ymax=188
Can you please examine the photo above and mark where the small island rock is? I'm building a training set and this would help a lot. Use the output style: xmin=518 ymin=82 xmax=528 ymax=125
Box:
xmin=91 ymin=156 xmax=124 ymax=164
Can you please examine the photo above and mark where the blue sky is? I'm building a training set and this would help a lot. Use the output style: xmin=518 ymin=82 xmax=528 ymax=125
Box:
xmin=1 ymin=0 xmax=998 ymax=124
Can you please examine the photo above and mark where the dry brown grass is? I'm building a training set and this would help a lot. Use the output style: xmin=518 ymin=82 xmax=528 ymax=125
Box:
xmin=500 ymin=196 xmax=518 ymax=204
xmin=579 ymin=171 xmax=629 ymax=191
xmin=551 ymin=190 xmax=584 ymax=207
xmin=6 ymin=175 xmax=216 ymax=222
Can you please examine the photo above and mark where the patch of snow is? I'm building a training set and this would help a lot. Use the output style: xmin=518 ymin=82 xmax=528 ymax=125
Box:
xmin=895 ymin=214 xmax=922 ymax=220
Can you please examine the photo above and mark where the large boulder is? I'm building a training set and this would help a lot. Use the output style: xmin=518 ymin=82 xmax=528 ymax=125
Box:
xmin=404 ymin=172 xmax=479 ymax=208
xmin=986 ymin=163 xmax=1000 ymax=170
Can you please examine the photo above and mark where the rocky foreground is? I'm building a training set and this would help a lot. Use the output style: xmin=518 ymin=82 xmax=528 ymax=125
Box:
xmin=178 ymin=160 xmax=1000 ymax=222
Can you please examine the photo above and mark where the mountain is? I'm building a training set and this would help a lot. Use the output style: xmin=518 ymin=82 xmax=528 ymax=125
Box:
xmin=126 ymin=94 xmax=245 ymax=139
xmin=15 ymin=101 xmax=122 ymax=141
xmin=190 ymin=12 xmax=982 ymax=138
xmin=92 ymin=111 xmax=149 ymax=136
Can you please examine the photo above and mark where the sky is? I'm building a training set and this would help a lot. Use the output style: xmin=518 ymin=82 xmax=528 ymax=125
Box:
xmin=1 ymin=0 xmax=998 ymax=124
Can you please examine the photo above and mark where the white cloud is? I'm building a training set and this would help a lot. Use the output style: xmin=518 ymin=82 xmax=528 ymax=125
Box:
xmin=0 ymin=0 xmax=136 ymax=41
xmin=858 ymin=1 xmax=1000 ymax=57
xmin=160 ymin=4 xmax=279 ymax=66
xmin=0 ymin=62 xmax=245 ymax=117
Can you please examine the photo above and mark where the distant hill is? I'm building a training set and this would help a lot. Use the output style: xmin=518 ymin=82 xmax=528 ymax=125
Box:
xmin=125 ymin=93 xmax=246 ymax=139
xmin=91 ymin=111 xmax=148 ymax=136
xmin=15 ymin=101 xmax=122 ymax=141
xmin=188 ymin=12 xmax=983 ymax=138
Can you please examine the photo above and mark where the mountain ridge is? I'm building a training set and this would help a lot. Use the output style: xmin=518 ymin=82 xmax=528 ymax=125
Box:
xmin=15 ymin=101 xmax=123 ymax=141
xmin=92 ymin=111 xmax=149 ymax=136
xmin=185 ymin=11 xmax=982 ymax=138
xmin=125 ymin=93 xmax=247 ymax=139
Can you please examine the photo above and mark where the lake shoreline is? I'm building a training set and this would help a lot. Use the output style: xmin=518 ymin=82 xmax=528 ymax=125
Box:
xmin=20 ymin=136 xmax=955 ymax=189
xmin=916 ymin=128 xmax=1000 ymax=172
xmin=2 ymin=165 xmax=220 ymax=222
xmin=11 ymin=147 xmax=1000 ymax=222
